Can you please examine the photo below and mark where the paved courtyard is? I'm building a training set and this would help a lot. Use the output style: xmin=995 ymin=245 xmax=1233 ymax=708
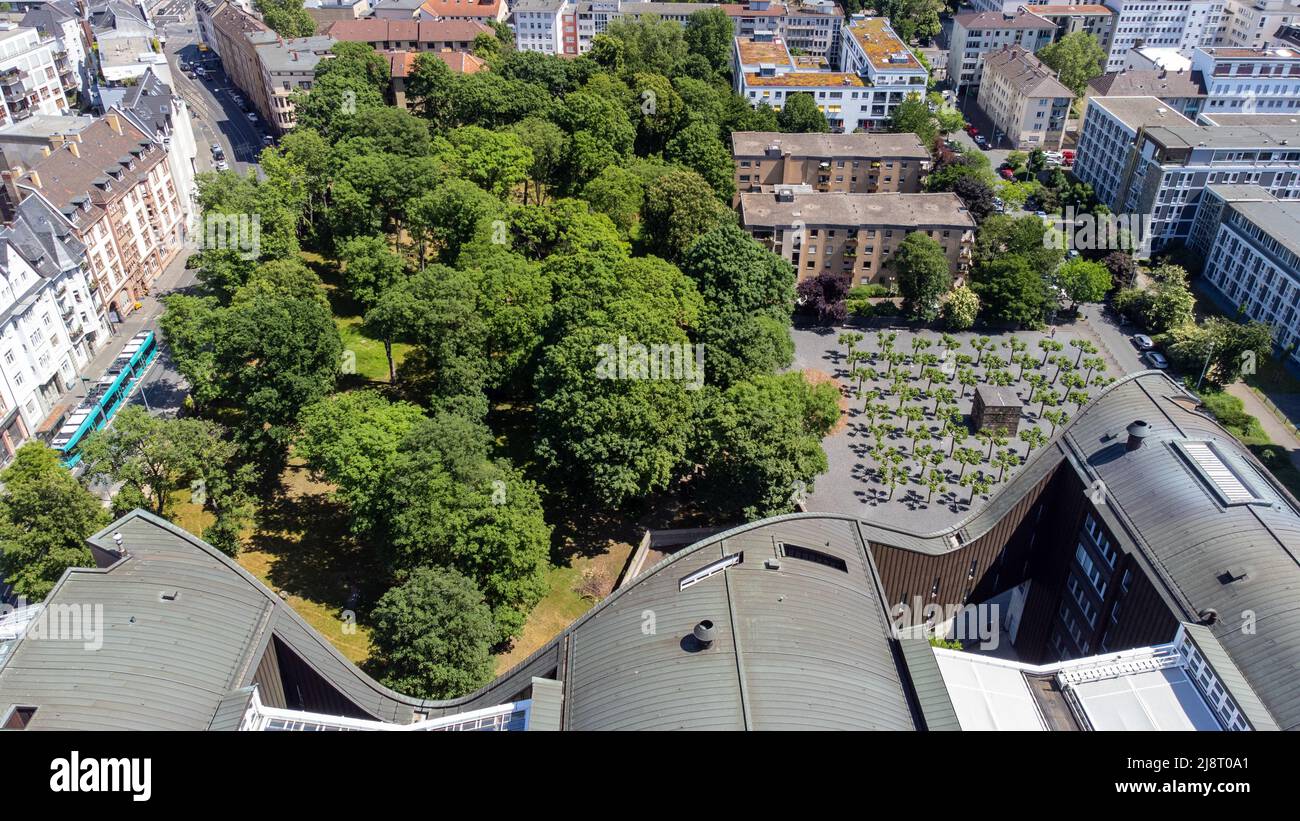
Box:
xmin=793 ymin=322 xmax=1117 ymax=529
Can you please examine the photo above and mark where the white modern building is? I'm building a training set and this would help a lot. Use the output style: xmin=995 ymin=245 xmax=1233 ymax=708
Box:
xmin=1192 ymin=44 xmax=1300 ymax=116
xmin=1192 ymin=184 xmax=1300 ymax=361
xmin=732 ymin=17 xmax=929 ymax=133
xmin=0 ymin=24 xmax=72 ymax=128
xmin=948 ymin=11 xmax=1058 ymax=88
xmin=18 ymin=1 xmax=87 ymax=103
xmin=511 ymin=0 xmax=844 ymax=61
xmin=1102 ymin=0 xmax=1225 ymax=71
xmin=1074 ymin=95 xmax=1300 ymax=250
xmin=1073 ymin=95 xmax=1196 ymax=207
xmin=1220 ymin=0 xmax=1300 ymax=50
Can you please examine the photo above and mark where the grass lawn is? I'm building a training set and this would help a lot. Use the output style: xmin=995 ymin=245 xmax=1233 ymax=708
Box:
xmin=166 ymin=463 xmax=376 ymax=666
xmin=493 ymin=539 xmax=633 ymax=675
xmin=301 ymin=250 xmax=411 ymax=384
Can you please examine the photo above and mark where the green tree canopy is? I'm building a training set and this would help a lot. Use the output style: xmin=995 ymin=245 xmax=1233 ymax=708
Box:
xmin=0 ymin=444 xmax=108 ymax=600
xmin=892 ymin=231 xmax=953 ymax=321
xmin=364 ymin=566 xmax=497 ymax=699
xmin=1036 ymin=32 xmax=1105 ymax=96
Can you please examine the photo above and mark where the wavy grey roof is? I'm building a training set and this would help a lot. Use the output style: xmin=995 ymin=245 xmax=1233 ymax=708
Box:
xmin=0 ymin=373 xmax=1295 ymax=731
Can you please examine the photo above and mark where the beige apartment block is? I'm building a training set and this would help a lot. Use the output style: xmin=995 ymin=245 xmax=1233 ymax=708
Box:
xmin=739 ymin=188 xmax=976 ymax=286
xmin=976 ymin=45 xmax=1074 ymax=150
xmin=731 ymin=131 xmax=930 ymax=204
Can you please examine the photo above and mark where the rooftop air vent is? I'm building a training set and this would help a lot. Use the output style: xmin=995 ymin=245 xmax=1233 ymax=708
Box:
xmin=693 ymin=620 xmax=716 ymax=648
xmin=1218 ymin=566 xmax=1248 ymax=585
xmin=1125 ymin=420 xmax=1150 ymax=451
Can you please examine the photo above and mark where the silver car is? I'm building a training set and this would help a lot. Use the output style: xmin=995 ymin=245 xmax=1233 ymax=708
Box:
xmin=1144 ymin=351 xmax=1169 ymax=369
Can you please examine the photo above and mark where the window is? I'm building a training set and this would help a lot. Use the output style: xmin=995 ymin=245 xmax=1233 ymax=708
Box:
xmin=679 ymin=552 xmax=743 ymax=591
xmin=779 ymin=543 xmax=848 ymax=572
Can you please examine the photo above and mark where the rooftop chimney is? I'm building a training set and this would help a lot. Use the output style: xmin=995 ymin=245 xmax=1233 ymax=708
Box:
xmin=692 ymin=620 xmax=716 ymax=648
xmin=1125 ymin=420 xmax=1150 ymax=451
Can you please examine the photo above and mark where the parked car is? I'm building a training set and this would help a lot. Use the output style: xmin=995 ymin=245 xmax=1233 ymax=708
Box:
xmin=1145 ymin=351 xmax=1169 ymax=369
xmin=966 ymin=124 xmax=978 ymax=135
xmin=1062 ymin=149 xmax=1075 ymax=164
xmin=214 ymin=160 xmax=229 ymax=171
xmin=262 ymin=135 xmax=274 ymax=147
xmin=246 ymin=112 xmax=257 ymax=122
xmin=210 ymin=143 xmax=224 ymax=160
xmin=999 ymin=167 xmax=1015 ymax=180
xmin=974 ymin=135 xmax=990 ymax=149
xmin=1131 ymin=333 xmax=1155 ymax=351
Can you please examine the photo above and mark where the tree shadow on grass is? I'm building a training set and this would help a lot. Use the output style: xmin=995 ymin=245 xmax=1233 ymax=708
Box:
xmin=246 ymin=464 xmax=386 ymax=607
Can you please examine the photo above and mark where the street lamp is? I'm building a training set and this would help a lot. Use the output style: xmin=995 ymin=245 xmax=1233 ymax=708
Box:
xmin=1195 ymin=341 xmax=1216 ymax=391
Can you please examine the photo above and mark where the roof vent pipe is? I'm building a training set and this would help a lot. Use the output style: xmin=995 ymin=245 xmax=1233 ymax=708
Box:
xmin=693 ymin=620 xmax=716 ymax=648
xmin=1125 ymin=420 xmax=1150 ymax=451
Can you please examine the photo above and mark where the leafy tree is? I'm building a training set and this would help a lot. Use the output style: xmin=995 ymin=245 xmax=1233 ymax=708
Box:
xmin=888 ymin=93 xmax=937 ymax=144
xmin=1055 ymin=258 xmax=1111 ymax=310
xmin=695 ymin=373 xmax=838 ymax=518
xmin=892 ymin=231 xmax=952 ymax=321
xmin=0 ymin=444 xmax=109 ymax=600
xmin=159 ymin=294 xmax=222 ymax=410
xmin=665 ymin=120 xmax=735 ymax=202
xmin=1166 ymin=317 xmax=1275 ymax=387
xmin=364 ymin=567 xmax=497 ymax=699
xmin=777 ymin=93 xmax=829 ymax=133
xmin=382 ymin=429 xmax=550 ymax=640
xmin=942 ymin=284 xmax=980 ymax=330
xmin=79 ymin=406 xmax=237 ymax=519
xmin=581 ymin=164 xmax=647 ymax=237
xmin=1036 ymin=32 xmax=1106 ymax=96
xmin=600 ymin=16 xmax=689 ymax=76
xmin=640 ymin=168 xmax=732 ymax=261
xmin=434 ymin=126 xmax=533 ymax=199
xmin=339 ymin=234 xmax=407 ymax=309
xmin=510 ymin=117 xmax=568 ymax=205
xmin=535 ymin=301 xmax=698 ymax=506
xmin=214 ymin=288 xmax=343 ymax=471
xmin=685 ymin=8 xmax=734 ymax=76
xmin=1103 ymin=250 xmax=1139 ymax=289
xmin=407 ymin=177 xmax=502 ymax=265
xmin=256 ymin=0 xmax=316 ymax=38
xmin=972 ymin=256 xmax=1050 ymax=326
xmin=796 ymin=271 xmax=852 ymax=325
xmin=953 ymin=175 xmax=997 ymax=222
xmin=295 ymin=392 xmax=427 ymax=537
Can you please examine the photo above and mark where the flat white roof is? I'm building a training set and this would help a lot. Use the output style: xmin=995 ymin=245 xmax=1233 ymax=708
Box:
xmin=934 ymin=650 xmax=1047 ymax=730
xmin=1071 ymin=667 xmax=1220 ymax=730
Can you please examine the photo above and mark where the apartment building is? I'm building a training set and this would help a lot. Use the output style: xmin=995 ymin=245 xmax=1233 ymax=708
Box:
xmin=385 ymin=47 xmax=484 ymax=108
xmin=1024 ymin=4 xmax=1117 ymax=54
xmin=739 ymin=189 xmax=976 ymax=285
xmin=113 ymin=68 xmax=200 ymax=235
xmin=731 ymin=131 xmax=930 ymax=203
xmin=0 ymin=24 xmax=71 ymax=129
xmin=733 ymin=34 xmax=867 ymax=131
xmin=1073 ymin=95 xmax=1195 ymax=211
xmin=18 ymin=1 xmax=87 ymax=103
xmin=976 ymin=45 xmax=1074 ymax=149
xmin=0 ymin=207 xmax=109 ymax=464
xmin=325 ymin=18 xmax=490 ymax=50
xmin=1076 ymin=99 xmax=1300 ymax=249
xmin=251 ymin=33 xmax=334 ymax=134
xmin=1086 ymin=67 xmax=1208 ymax=116
xmin=1102 ymin=0 xmax=1224 ymax=71
xmin=0 ymin=112 xmax=185 ymax=323
xmin=948 ymin=11 xmax=1057 ymax=88
xmin=1192 ymin=45 xmax=1300 ymax=116
xmin=1191 ymin=184 xmax=1300 ymax=359
xmin=1220 ymin=0 xmax=1300 ymax=49
xmin=511 ymin=0 xmax=843 ymax=61
xmin=417 ymin=0 xmax=509 ymax=22
xmin=209 ymin=1 xmax=269 ymax=96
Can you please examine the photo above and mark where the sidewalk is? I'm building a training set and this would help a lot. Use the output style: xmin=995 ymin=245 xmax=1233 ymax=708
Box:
xmin=77 ymin=250 xmax=195 ymax=383
xmin=1227 ymin=382 xmax=1300 ymax=473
